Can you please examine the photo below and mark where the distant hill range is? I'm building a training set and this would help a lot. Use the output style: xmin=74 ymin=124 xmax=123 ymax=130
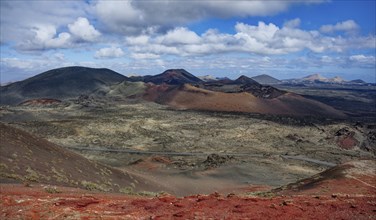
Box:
xmin=349 ymin=79 xmax=367 ymax=84
xmin=282 ymin=73 xmax=368 ymax=85
xmin=199 ymin=75 xmax=285 ymax=99
xmin=0 ymin=66 xmax=349 ymax=118
xmin=198 ymin=75 xmax=216 ymax=82
xmin=197 ymin=73 xmax=369 ymax=86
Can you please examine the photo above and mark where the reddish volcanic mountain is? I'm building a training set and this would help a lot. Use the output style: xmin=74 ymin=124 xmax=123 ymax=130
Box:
xmin=145 ymin=84 xmax=346 ymax=118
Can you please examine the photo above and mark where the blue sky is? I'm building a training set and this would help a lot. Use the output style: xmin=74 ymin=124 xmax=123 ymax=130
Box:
xmin=1 ymin=0 xmax=375 ymax=83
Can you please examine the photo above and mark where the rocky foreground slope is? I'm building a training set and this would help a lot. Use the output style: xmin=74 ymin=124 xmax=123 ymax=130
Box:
xmin=1 ymin=160 xmax=374 ymax=219
xmin=0 ymin=123 xmax=167 ymax=194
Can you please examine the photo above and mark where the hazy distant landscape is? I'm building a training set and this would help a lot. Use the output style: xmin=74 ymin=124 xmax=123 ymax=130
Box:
xmin=1 ymin=0 xmax=375 ymax=219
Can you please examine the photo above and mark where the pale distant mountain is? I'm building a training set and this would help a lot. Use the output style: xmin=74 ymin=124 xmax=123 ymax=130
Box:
xmin=198 ymin=75 xmax=216 ymax=82
xmin=283 ymin=74 xmax=363 ymax=85
xmin=126 ymin=73 xmax=141 ymax=77
xmin=301 ymin=74 xmax=327 ymax=82
xmin=251 ymin=74 xmax=281 ymax=84
xmin=327 ymin=76 xmax=345 ymax=83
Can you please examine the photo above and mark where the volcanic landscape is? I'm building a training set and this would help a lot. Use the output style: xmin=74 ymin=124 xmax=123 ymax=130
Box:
xmin=1 ymin=66 xmax=375 ymax=219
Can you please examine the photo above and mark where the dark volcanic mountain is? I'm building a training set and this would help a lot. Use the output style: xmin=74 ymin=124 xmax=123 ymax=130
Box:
xmin=234 ymin=75 xmax=259 ymax=85
xmin=144 ymin=69 xmax=203 ymax=85
xmin=0 ymin=66 xmax=127 ymax=105
xmin=251 ymin=74 xmax=281 ymax=85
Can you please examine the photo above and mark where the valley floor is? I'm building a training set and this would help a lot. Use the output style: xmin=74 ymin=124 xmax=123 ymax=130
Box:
xmin=1 ymin=99 xmax=375 ymax=194
xmin=1 ymin=95 xmax=375 ymax=219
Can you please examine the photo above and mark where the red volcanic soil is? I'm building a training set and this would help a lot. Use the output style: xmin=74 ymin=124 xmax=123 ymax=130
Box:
xmin=1 ymin=183 xmax=374 ymax=219
xmin=147 ymin=84 xmax=346 ymax=118
xmin=337 ymin=136 xmax=359 ymax=150
xmin=1 ymin=160 xmax=375 ymax=219
xmin=143 ymin=83 xmax=172 ymax=102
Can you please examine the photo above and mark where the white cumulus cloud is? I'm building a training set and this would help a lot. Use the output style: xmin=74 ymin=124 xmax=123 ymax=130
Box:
xmin=157 ymin=27 xmax=201 ymax=45
xmin=126 ymin=35 xmax=150 ymax=45
xmin=0 ymin=1 xmax=87 ymax=44
xmin=94 ymin=47 xmax=125 ymax=59
xmin=125 ymin=20 xmax=376 ymax=57
xmin=17 ymin=25 xmax=72 ymax=51
xmin=320 ymin=20 xmax=359 ymax=34
xmin=348 ymin=54 xmax=376 ymax=68
xmin=131 ymin=53 xmax=160 ymax=59
xmin=68 ymin=17 xmax=101 ymax=42
xmin=16 ymin=17 xmax=102 ymax=51
xmin=284 ymin=18 xmax=301 ymax=28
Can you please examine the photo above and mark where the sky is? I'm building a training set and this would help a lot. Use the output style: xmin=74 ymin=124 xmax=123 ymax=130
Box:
xmin=0 ymin=0 xmax=375 ymax=83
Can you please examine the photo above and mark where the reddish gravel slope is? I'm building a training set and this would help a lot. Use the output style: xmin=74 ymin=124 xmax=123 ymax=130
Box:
xmin=1 ymin=160 xmax=375 ymax=219
xmin=145 ymin=84 xmax=346 ymax=118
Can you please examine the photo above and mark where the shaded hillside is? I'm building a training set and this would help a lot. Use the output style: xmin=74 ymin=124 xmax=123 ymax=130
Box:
xmin=146 ymin=84 xmax=346 ymax=118
xmin=274 ymin=160 xmax=376 ymax=196
xmin=96 ymin=81 xmax=147 ymax=99
xmin=0 ymin=123 xmax=167 ymax=193
xmin=0 ymin=66 xmax=127 ymax=105
xmin=240 ymin=83 xmax=285 ymax=99
xmin=144 ymin=69 xmax=203 ymax=85
xmin=128 ymin=75 xmax=152 ymax=82
xmin=251 ymin=74 xmax=281 ymax=84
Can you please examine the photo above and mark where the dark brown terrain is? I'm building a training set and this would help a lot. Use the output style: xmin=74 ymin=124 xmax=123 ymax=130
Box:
xmin=0 ymin=123 xmax=167 ymax=194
